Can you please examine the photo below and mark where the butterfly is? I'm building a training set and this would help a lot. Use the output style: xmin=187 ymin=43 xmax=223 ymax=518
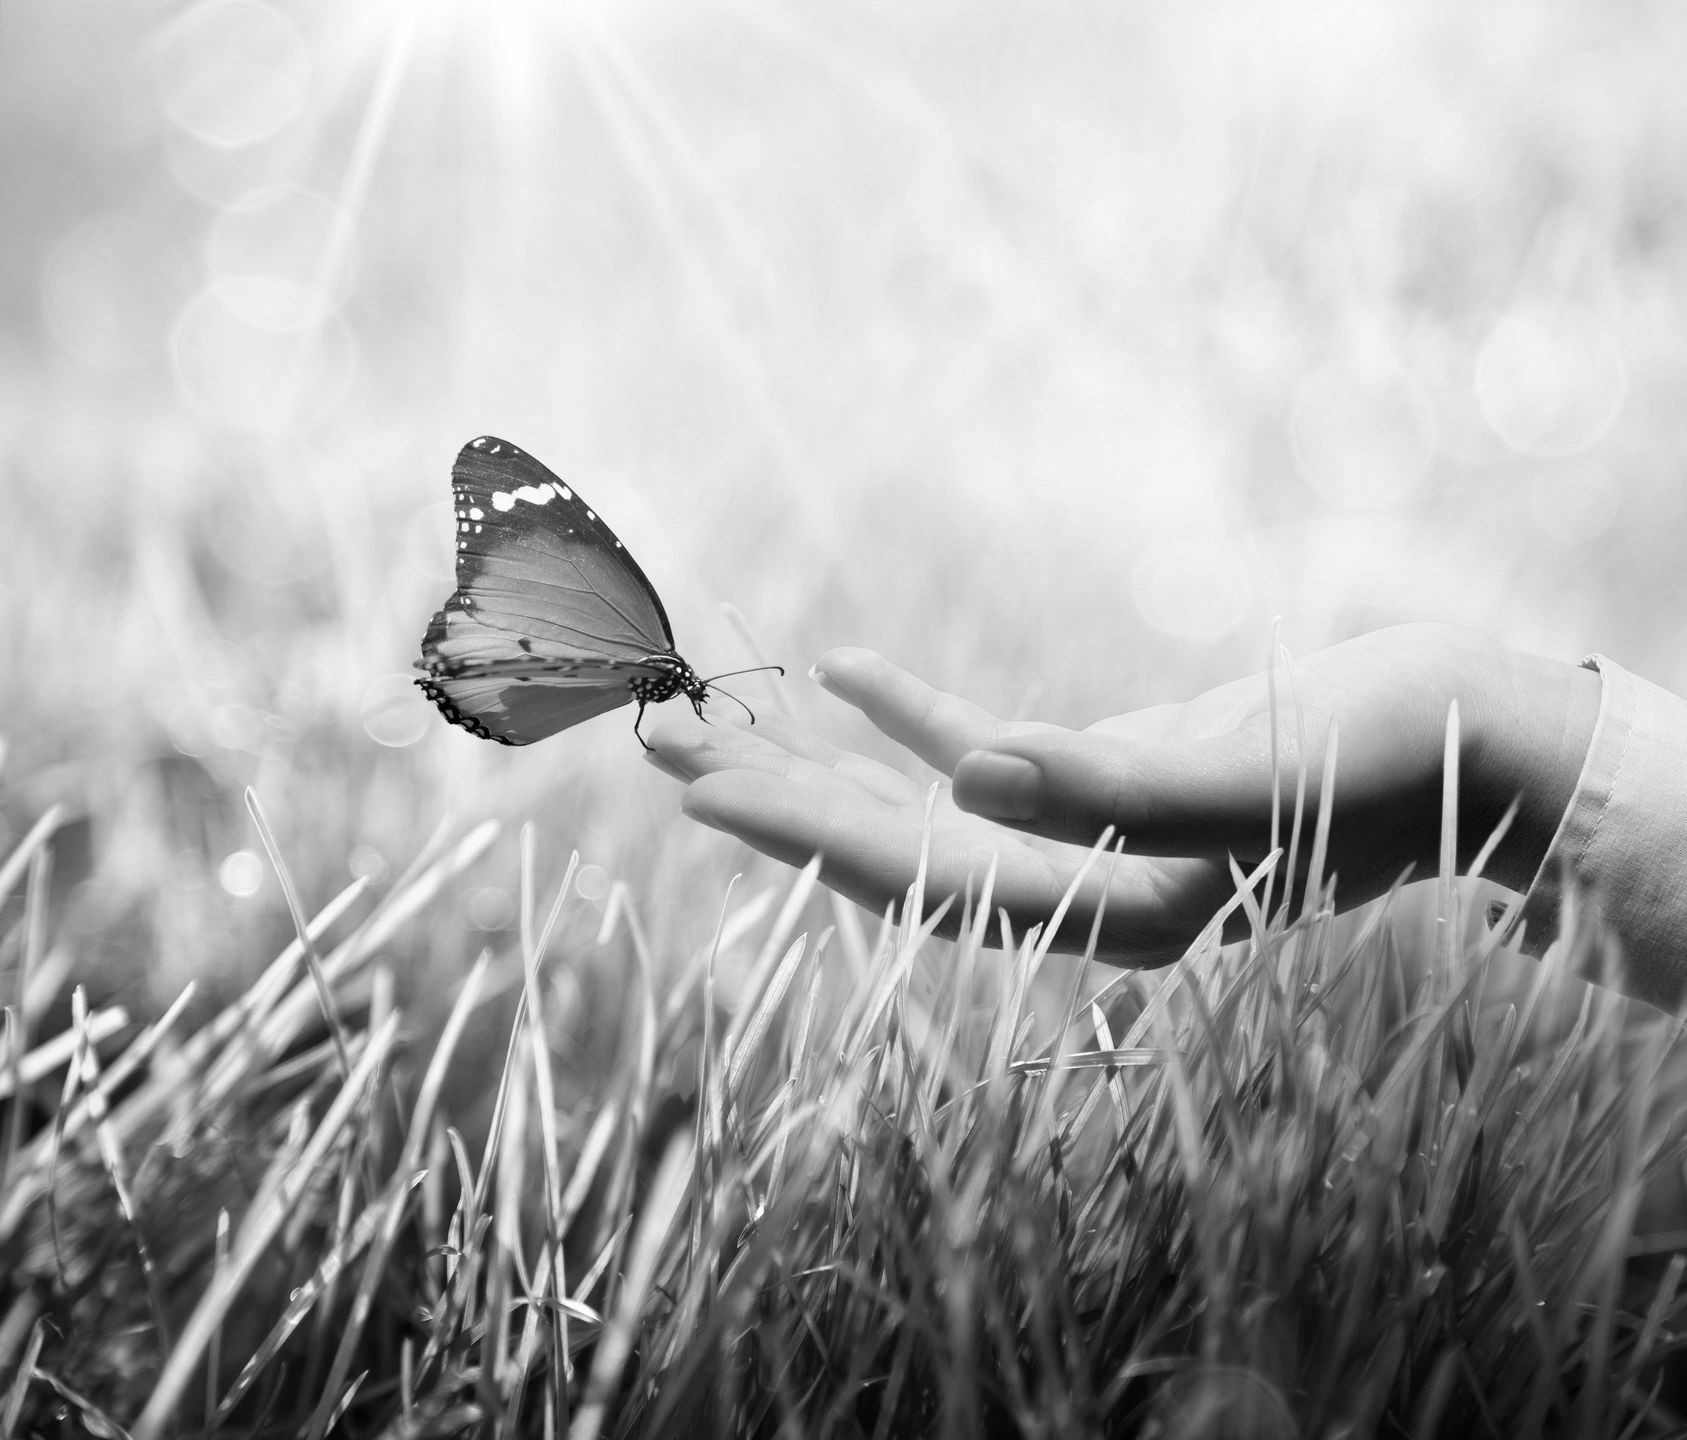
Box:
xmin=416 ymin=436 xmax=780 ymax=749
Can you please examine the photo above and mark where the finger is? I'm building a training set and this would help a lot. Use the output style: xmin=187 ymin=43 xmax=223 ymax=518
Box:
xmin=681 ymin=769 xmax=1230 ymax=964
xmin=682 ymin=768 xmax=926 ymax=899
xmin=952 ymin=729 xmax=1279 ymax=855
xmin=810 ymin=647 xmax=1040 ymax=771
xmin=646 ymin=707 xmax=922 ymax=807
xmin=642 ymin=708 xmax=753 ymax=781
xmin=742 ymin=711 xmax=928 ymax=806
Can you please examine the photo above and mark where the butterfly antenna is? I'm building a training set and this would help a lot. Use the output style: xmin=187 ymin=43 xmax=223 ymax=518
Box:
xmin=700 ymin=664 xmax=782 ymax=728
xmin=708 ymin=686 xmax=760 ymax=726
xmin=700 ymin=664 xmax=786 ymax=686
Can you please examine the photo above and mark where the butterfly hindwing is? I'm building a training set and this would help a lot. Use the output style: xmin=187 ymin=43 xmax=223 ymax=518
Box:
xmin=417 ymin=436 xmax=698 ymax=744
xmin=417 ymin=657 xmax=678 ymax=746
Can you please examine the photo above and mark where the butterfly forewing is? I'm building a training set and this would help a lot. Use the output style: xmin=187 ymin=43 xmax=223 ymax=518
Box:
xmin=433 ymin=437 xmax=675 ymax=657
xmin=417 ymin=436 xmax=694 ymax=745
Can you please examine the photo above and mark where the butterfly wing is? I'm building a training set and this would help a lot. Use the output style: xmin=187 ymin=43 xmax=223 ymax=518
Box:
xmin=417 ymin=657 xmax=674 ymax=746
xmin=417 ymin=436 xmax=682 ymax=745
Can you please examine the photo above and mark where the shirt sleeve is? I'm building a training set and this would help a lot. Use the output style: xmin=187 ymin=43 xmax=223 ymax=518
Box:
xmin=1509 ymin=654 xmax=1687 ymax=1012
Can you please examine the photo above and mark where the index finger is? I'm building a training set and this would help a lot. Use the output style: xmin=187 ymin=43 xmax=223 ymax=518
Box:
xmin=810 ymin=648 xmax=1054 ymax=772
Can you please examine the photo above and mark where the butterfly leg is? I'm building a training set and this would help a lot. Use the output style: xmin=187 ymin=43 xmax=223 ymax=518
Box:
xmin=633 ymin=700 xmax=654 ymax=751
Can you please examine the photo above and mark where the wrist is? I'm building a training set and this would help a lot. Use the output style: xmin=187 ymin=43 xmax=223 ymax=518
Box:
xmin=1467 ymin=646 xmax=1601 ymax=893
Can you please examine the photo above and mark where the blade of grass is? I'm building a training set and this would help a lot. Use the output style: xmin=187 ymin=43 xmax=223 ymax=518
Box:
xmin=0 ymin=1006 xmax=128 ymax=1100
xmin=247 ymin=788 xmax=353 ymax=1080
xmin=0 ymin=844 xmax=50 ymax=1220
xmin=133 ymin=1013 xmax=400 ymax=1440
xmin=304 ymin=953 xmax=493 ymax=1440
xmin=1301 ymin=718 xmax=1339 ymax=924
xmin=0 ymin=803 xmax=63 ymax=913
xmin=571 ymin=1132 xmax=693 ymax=1440
xmin=1260 ymin=617 xmax=1284 ymax=923
xmin=518 ymin=829 xmax=578 ymax=1413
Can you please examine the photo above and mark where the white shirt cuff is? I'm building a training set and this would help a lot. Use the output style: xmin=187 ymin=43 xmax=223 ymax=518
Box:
xmin=1511 ymin=655 xmax=1687 ymax=1011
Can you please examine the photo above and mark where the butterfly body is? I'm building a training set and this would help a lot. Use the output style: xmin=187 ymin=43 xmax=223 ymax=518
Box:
xmin=416 ymin=436 xmax=741 ymax=748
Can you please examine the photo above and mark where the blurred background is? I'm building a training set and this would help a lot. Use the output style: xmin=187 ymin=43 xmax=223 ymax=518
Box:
xmin=2 ymin=0 xmax=1684 ymax=1008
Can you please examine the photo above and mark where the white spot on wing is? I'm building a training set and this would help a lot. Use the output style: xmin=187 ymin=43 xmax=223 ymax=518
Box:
xmin=491 ymin=492 xmax=515 ymax=512
xmin=468 ymin=507 xmax=483 ymax=521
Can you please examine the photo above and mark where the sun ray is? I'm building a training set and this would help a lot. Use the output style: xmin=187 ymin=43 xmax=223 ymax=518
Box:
xmin=563 ymin=13 xmax=831 ymax=536
xmin=571 ymin=14 xmax=790 ymax=319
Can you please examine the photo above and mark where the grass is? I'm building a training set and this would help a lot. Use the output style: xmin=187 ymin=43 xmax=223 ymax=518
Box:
xmin=5 ymin=712 xmax=1687 ymax=1439
xmin=7 ymin=3 xmax=1687 ymax=1435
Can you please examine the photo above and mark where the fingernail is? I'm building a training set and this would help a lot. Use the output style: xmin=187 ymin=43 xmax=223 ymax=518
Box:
xmin=679 ymin=792 xmax=719 ymax=827
xmin=953 ymin=751 xmax=1040 ymax=821
xmin=809 ymin=660 xmax=847 ymax=699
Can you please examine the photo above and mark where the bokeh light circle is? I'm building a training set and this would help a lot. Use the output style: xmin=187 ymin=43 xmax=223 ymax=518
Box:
xmin=1529 ymin=462 xmax=1622 ymax=544
xmin=207 ymin=186 xmax=347 ymax=330
xmin=1290 ymin=359 xmax=1437 ymax=509
xmin=218 ymin=849 xmax=265 ymax=897
xmin=170 ymin=285 xmax=354 ymax=431
xmin=349 ymin=845 xmax=389 ymax=883
xmin=575 ymin=864 xmax=610 ymax=902
xmin=154 ymin=1 xmax=311 ymax=148
xmin=164 ymin=123 xmax=309 ymax=207
xmin=465 ymin=887 xmax=516 ymax=931
xmin=40 ymin=216 xmax=188 ymax=369
xmin=1475 ymin=306 xmax=1627 ymax=457
xmin=1130 ymin=534 xmax=1255 ymax=642
xmin=361 ymin=674 xmax=433 ymax=748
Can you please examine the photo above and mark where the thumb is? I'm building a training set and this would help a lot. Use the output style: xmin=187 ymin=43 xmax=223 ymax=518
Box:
xmin=951 ymin=731 xmax=1282 ymax=856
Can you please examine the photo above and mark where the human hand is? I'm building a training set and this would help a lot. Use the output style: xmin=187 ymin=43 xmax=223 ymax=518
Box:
xmin=644 ymin=624 xmax=1600 ymax=966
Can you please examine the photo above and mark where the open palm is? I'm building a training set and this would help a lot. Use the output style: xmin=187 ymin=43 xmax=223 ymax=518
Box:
xmin=645 ymin=625 xmax=1598 ymax=967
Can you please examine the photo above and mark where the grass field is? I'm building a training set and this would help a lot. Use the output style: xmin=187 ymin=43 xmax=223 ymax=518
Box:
xmin=4 ymin=0 xmax=1687 ymax=1434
